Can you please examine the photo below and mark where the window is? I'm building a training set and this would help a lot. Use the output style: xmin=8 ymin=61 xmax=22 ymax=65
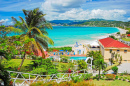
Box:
xmin=117 ymin=50 xmax=120 ymax=52
xmin=110 ymin=49 xmax=112 ymax=53
xmin=124 ymin=50 xmax=127 ymax=53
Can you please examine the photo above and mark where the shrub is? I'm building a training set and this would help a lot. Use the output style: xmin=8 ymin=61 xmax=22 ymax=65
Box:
xmin=105 ymin=74 xmax=116 ymax=80
xmin=48 ymin=69 xmax=58 ymax=75
xmin=120 ymin=73 xmax=123 ymax=76
xmin=117 ymin=32 xmax=120 ymax=34
xmin=93 ymin=74 xmax=101 ymax=80
xmin=78 ymin=60 xmax=87 ymax=70
xmin=115 ymin=76 xmax=118 ymax=79
xmin=128 ymin=78 xmax=130 ymax=82
xmin=123 ymin=77 xmax=126 ymax=81
xmin=71 ymin=75 xmax=83 ymax=83
xmin=82 ymin=73 xmax=92 ymax=80
xmin=105 ymin=63 xmax=119 ymax=71
xmin=112 ymin=66 xmax=118 ymax=74
xmin=126 ymin=31 xmax=130 ymax=34
xmin=31 ymin=68 xmax=46 ymax=75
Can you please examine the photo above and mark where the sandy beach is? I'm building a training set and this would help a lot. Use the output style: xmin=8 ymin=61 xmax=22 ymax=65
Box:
xmin=117 ymin=27 xmax=128 ymax=34
xmin=75 ymin=27 xmax=128 ymax=46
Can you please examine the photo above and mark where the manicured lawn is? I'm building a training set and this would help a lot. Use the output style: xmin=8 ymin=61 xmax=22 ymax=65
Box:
xmin=3 ymin=59 xmax=33 ymax=69
xmin=122 ymin=38 xmax=130 ymax=41
xmin=8 ymin=59 xmax=33 ymax=66
xmin=92 ymin=80 xmax=130 ymax=86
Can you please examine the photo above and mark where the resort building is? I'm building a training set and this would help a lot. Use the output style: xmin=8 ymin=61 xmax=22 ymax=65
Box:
xmin=72 ymin=42 xmax=100 ymax=55
xmin=72 ymin=42 xmax=86 ymax=55
xmin=98 ymin=37 xmax=130 ymax=63
xmin=85 ymin=41 xmax=100 ymax=53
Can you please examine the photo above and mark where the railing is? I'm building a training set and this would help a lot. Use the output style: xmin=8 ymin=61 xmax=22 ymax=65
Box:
xmin=8 ymin=69 xmax=90 ymax=86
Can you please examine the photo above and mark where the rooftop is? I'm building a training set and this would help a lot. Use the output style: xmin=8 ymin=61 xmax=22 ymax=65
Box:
xmin=99 ymin=37 xmax=130 ymax=48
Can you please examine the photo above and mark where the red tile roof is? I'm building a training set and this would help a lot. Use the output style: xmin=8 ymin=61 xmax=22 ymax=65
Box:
xmin=127 ymin=34 xmax=130 ymax=37
xmin=99 ymin=37 xmax=130 ymax=48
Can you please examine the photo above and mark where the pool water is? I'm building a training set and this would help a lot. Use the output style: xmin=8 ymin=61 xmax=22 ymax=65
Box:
xmin=49 ymin=56 xmax=87 ymax=60
xmin=70 ymin=57 xmax=87 ymax=60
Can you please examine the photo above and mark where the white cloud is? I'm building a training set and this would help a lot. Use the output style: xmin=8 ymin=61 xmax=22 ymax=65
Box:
xmin=0 ymin=19 xmax=9 ymax=23
xmin=127 ymin=18 xmax=130 ymax=20
xmin=44 ymin=8 xmax=126 ymax=20
xmin=41 ymin=0 xmax=86 ymax=13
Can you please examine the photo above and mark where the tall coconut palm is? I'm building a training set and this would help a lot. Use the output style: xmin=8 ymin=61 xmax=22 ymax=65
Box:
xmin=94 ymin=58 xmax=106 ymax=81
xmin=11 ymin=8 xmax=54 ymax=70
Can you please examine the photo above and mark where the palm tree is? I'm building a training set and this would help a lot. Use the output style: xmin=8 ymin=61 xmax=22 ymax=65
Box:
xmin=11 ymin=8 xmax=54 ymax=70
xmin=94 ymin=58 xmax=106 ymax=81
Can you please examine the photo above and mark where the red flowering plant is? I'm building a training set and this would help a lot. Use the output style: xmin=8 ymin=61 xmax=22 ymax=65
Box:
xmin=105 ymin=74 xmax=116 ymax=80
xmin=68 ymin=68 xmax=71 ymax=73
xmin=18 ymin=67 xmax=20 ymax=71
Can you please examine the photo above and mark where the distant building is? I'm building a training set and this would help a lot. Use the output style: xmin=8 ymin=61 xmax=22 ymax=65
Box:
xmin=72 ymin=42 xmax=86 ymax=55
xmin=98 ymin=37 xmax=130 ymax=63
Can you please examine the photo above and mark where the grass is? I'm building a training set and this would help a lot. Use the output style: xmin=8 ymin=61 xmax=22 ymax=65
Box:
xmin=2 ymin=59 xmax=33 ymax=70
xmin=122 ymin=38 xmax=130 ymax=41
xmin=7 ymin=59 xmax=33 ymax=67
xmin=92 ymin=80 xmax=130 ymax=86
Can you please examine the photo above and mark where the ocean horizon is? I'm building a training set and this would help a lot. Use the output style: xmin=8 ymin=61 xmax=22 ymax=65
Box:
xmin=47 ymin=26 xmax=119 ymax=47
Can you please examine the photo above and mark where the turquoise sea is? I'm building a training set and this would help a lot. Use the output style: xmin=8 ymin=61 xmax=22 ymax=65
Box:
xmin=47 ymin=26 xmax=119 ymax=47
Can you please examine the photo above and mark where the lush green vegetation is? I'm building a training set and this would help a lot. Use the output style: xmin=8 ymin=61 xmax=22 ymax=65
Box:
xmin=48 ymin=47 xmax=72 ymax=52
xmin=122 ymin=38 xmax=130 ymax=41
xmin=105 ymin=63 xmax=119 ymax=71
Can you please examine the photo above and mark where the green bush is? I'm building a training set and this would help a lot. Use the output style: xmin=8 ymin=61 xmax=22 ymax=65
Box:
xmin=117 ymin=32 xmax=120 ymax=34
xmin=78 ymin=60 xmax=87 ymax=70
xmin=82 ymin=73 xmax=92 ymax=80
xmin=112 ymin=66 xmax=118 ymax=74
xmin=71 ymin=76 xmax=83 ymax=83
xmin=120 ymin=73 xmax=123 ymax=76
xmin=123 ymin=77 xmax=126 ymax=81
xmin=48 ymin=69 xmax=58 ymax=75
xmin=126 ymin=31 xmax=130 ymax=34
xmin=105 ymin=74 xmax=116 ymax=80
xmin=48 ymin=47 xmax=72 ymax=52
xmin=115 ymin=76 xmax=118 ymax=79
xmin=31 ymin=68 xmax=46 ymax=75
xmin=105 ymin=63 xmax=119 ymax=71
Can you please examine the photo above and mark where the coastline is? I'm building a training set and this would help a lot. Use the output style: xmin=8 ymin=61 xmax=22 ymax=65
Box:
xmin=49 ymin=27 xmax=123 ymax=48
xmin=116 ymin=27 xmax=128 ymax=34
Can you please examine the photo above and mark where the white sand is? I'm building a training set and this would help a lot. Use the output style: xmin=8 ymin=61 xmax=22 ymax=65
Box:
xmin=117 ymin=27 xmax=128 ymax=34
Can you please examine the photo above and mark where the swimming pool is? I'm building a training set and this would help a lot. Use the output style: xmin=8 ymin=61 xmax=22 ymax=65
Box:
xmin=70 ymin=57 xmax=87 ymax=60
xmin=49 ymin=56 xmax=87 ymax=60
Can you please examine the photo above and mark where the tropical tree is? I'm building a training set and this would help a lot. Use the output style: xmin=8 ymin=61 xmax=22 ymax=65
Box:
xmin=94 ymin=58 xmax=106 ymax=81
xmin=87 ymin=51 xmax=103 ymax=64
xmin=11 ymin=8 xmax=54 ymax=70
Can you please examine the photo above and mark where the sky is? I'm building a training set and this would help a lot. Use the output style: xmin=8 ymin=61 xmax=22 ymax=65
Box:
xmin=0 ymin=0 xmax=130 ymax=25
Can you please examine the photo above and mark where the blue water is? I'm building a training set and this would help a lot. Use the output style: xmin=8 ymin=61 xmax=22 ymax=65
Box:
xmin=7 ymin=26 xmax=119 ymax=47
xmin=70 ymin=57 xmax=87 ymax=60
xmin=47 ymin=26 xmax=119 ymax=47
xmin=49 ymin=56 xmax=87 ymax=60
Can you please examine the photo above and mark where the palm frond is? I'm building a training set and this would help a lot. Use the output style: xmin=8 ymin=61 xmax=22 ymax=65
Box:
xmin=22 ymin=9 xmax=28 ymax=16
xmin=11 ymin=17 xmax=18 ymax=24
xmin=35 ymin=36 xmax=48 ymax=49
xmin=19 ymin=16 xmax=29 ymax=29
xmin=36 ymin=34 xmax=54 ymax=45
xmin=5 ymin=26 xmax=23 ymax=34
